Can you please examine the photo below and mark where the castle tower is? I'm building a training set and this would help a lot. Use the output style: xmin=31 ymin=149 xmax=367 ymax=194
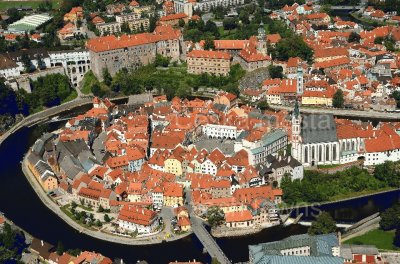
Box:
xmin=297 ymin=66 xmax=303 ymax=95
xmin=291 ymin=100 xmax=302 ymax=162
xmin=257 ymin=22 xmax=267 ymax=56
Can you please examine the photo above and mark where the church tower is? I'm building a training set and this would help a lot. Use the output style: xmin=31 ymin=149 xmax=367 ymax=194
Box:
xmin=257 ymin=22 xmax=267 ymax=56
xmin=297 ymin=66 xmax=304 ymax=95
xmin=291 ymin=100 xmax=302 ymax=162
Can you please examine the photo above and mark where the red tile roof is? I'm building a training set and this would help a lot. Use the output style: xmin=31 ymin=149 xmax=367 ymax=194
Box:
xmin=187 ymin=50 xmax=231 ymax=60
xmin=225 ymin=210 xmax=253 ymax=223
xmin=118 ymin=205 xmax=157 ymax=226
xmin=86 ymin=25 xmax=180 ymax=53
xmin=159 ymin=13 xmax=187 ymax=21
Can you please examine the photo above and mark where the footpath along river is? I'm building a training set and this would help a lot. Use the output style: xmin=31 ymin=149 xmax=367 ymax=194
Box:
xmin=0 ymin=105 xmax=399 ymax=263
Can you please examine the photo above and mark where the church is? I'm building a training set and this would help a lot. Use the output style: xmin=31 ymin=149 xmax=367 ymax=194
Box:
xmin=291 ymin=101 xmax=340 ymax=167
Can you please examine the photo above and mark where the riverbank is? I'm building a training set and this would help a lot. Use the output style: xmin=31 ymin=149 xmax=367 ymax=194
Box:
xmin=344 ymin=228 xmax=399 ymax=251
xmin=21 ymin=155 xmax=192 ymax=246
xmin=350 ymin=12 xmax=397 ymax=26
xmin=279 ymin=188 xmax=400 ymax=212
xmin=211 ymin=223 xmax=280 ymax=238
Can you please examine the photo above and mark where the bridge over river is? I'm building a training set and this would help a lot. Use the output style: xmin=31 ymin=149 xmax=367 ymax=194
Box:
xmin=185 ymin=190 xmax=231 ymax=264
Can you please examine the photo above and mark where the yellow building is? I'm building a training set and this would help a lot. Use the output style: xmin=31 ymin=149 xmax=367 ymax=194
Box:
xmin=164 ymin=154 xmax=183 ymax=176
xmin=63 ymin=6 xmax=83 ymax=24
xmin=187 ymin=50 xmax=231 ymax=76
xmin=163 ymin=183 xmax=184 ymax=206
xmin=27 ymin=153 xmax=58 ymax=192
xmin=301 ymin=89 xmax=334 ymax=106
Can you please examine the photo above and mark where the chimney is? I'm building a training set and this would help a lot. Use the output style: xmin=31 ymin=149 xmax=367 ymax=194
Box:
xmin=41 ymin=240 xmax=44 ymax=247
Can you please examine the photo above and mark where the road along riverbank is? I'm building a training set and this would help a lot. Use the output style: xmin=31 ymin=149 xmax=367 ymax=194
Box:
xmin=21 ymin=154 xmax=192 ymax=246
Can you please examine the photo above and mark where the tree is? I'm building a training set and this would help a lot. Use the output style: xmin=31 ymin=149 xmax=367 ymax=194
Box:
xmin=239 ymin=10 xmax=250 ymax=24
xmin=374 ymin=161 xmax=400 ymax=188
xmin=203 ymin=37 xmax=215 ymax=50
xmin=380 ymin=202 xmax=400 ymax=231
xmin=95 ymin=220 xmax=103 ymax=227
xmin=120 ymin=22 xmax=131 ymax=34
xmin=375 ymin=36 xmax=385 ymax=44
xmin=348 ymin=32 xmax=361 ymax=43
xmin=394 ymin=228 xmax=400 ymax=248
xmin=21 ymin=53 xmax=32 ymax=73
xmin=223 ymin=18 xmax=238 ymax=31
xmin=56 ymin=241 xmax=64 ymax=255
xmin=104 ymin=214 xmax=111 ymax=222
xmin=98 ymin=205 xmax=104 ymax=213
xmin=268 ymin=65 xmax=284 ymax=79
xmin=320 ymin=4 xmax=332 ymax=15
xmin=38 ymin=1 xmax=53 ymax=12
xmin=102 ymin=68 xmax=112 ymax=86
xmin=308 ymin=212 xmax=336 ymax=235
xmin=257 ymin=100 xmax=269 ymax=110
xmin=178 ymin=18 xmax=185 ymax=28
xmin=91 ymin=83 xmax=104 ymax=97
xmin=206 ymin=206 xmax=225 ymax=227
xmin=155 ymin=54 xmax=170 ymax=67
xmin=36 ymin=54 xmax=46 ymax=70
xmin=391 ymin=90 xmax=400 ymax=108
xmin=332 ymin=89 xmax=344 ymax=108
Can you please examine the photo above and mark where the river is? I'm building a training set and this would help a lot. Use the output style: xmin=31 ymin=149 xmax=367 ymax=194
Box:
xmin=0 ymin=105 xmax=399 ymax=263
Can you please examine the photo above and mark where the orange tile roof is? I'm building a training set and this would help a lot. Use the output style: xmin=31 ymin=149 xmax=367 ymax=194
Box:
xmin=305 ymin=13 xmax=329 ymax=20
xmin=233 ymin=185 xmax=282 ymax=204
xmin=159 ymin=13 xmax=187 ymax=21
xmin=314 ymin=47 xmax=348 ymax=59
xmin=225 ymin=210 xmax=253 ymax=223
xmin=129 ymin=0 xmax=140 ymax=6
xmin=118 ymin=205 xmax=157 ymax=226
xmin=365 ymin=133 xmax=400 ymax=153
xmin=314 ymin=57 xmax=350 ymax=69
xmin=87 ymin=25 xmax=180 ymax=53
xmin=92 ymin=16 xmax=105 ymax=24
xmin=209 ymin=39 xmax=248 ymax=50
xmin=187 ymin=49 xmax=231 ymax=60
xmin=177 ymin=216 xmax=191 ymax=227
xmin=266 ymin=33 xmax=281 ymax=44
xmin=163 ymin=182 xmax=183 ymax=197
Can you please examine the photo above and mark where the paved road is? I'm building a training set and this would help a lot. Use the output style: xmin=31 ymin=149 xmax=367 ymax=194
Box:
xmin=21 ymin=157 xmax=191 ymax=245
xmin=270 ymin=105 xmax=400 ymax=120
xmin=0 ymin=98 xmax=93 ymax=146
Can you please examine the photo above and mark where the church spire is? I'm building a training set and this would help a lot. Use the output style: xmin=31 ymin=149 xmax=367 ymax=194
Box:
xmin=294 ymin=99 xmax=300 ymax=118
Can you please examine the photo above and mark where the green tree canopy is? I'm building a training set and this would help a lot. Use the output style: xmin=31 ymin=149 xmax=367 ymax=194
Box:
xmin=308 ymin=212 xmax=337 ymax=235
xmin=374 ymin=161 xmax=400 ymax=188
xmin=204 ymin=37 xmax=215 ymax=50
xmin=56 ymin=241 xmax=65 ymax=255
xmin=394 ymin=228 xmax=400 ymax=248
xmin=268 ymin=65 xmax=284 ymax=79
xmin=380 ymin=202 xmax=400 ymax=231
xmin=102 ymin=68 xmax=112 ymax=86
xmin=206 ymin=206 xmax=225 ymax=227
xmin=348 ymin=32 xmax=361 ymax=43
xmin=333 ymin=89 xmax=344 ymax=108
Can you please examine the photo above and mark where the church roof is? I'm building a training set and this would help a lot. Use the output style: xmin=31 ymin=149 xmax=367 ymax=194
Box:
xmin=301 ymin=114 xmax=337 ymax=144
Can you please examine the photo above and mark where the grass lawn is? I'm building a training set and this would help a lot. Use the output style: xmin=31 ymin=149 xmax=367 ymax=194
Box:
xmin=0 ymin=0 xmax=61 ymax=10
xmin=80 ymin=84 xmax=92 ymax=95
xmin=61 ymin=90 xmax=78 ymax=103
xmin=344 ymin=229 xmax=398 ymax=250
xmin=218 ymin=27 xmax=237 ymax=40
